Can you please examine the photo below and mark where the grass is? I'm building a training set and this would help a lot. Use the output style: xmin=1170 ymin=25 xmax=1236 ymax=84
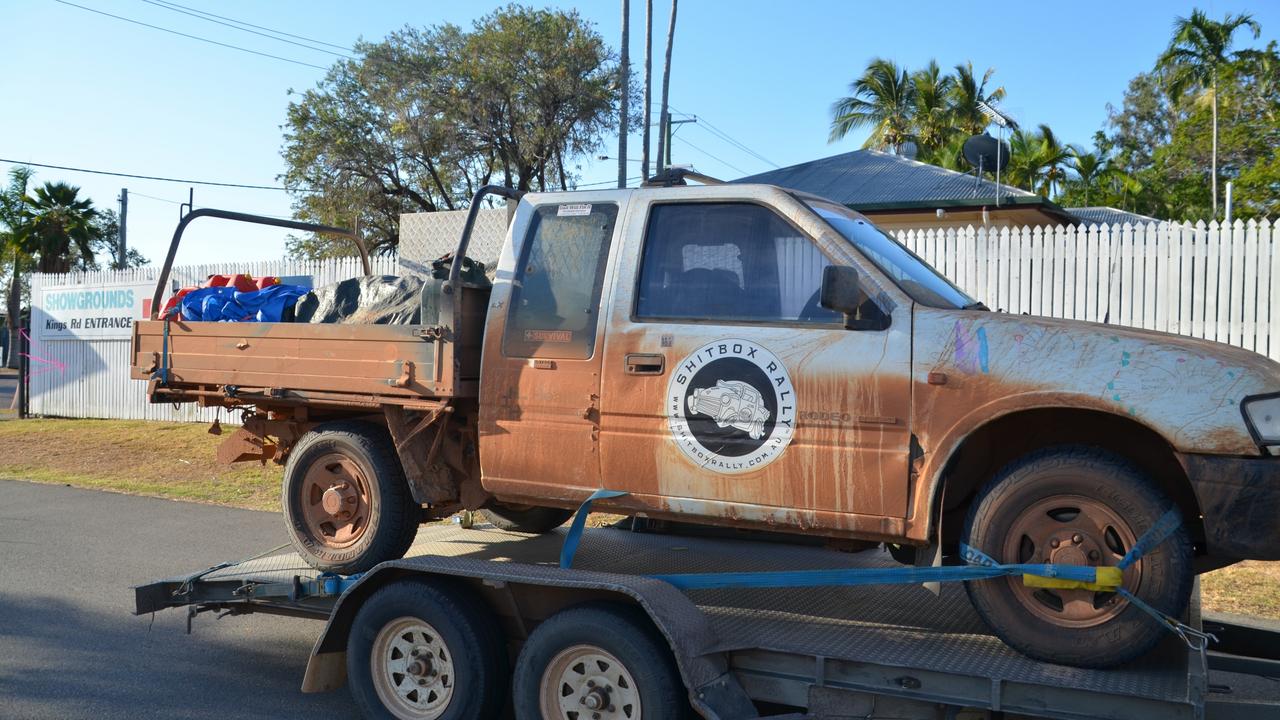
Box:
xmin=0 ymin=418 xmax=281 ymax=511
xmin=0 ymin=417 xmax=1276 ymax=619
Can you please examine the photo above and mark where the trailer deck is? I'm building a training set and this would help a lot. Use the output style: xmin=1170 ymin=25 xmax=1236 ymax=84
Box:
xmin=135 ymin=521 xmax=1280 ymax=719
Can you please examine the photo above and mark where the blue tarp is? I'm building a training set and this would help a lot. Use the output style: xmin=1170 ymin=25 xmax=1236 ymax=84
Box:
xmin=178 ymin=284 xmax=309 ymax=322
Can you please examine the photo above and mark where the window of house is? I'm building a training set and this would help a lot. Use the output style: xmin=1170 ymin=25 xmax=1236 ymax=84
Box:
xmin=503 ymin=203 xmax=619 ymax=358
xmin=635 ymin=203 xmax=840 ymax=324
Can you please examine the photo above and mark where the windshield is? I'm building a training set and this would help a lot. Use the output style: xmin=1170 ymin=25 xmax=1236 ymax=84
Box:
xmin=804 ymin=198 xmax=978 ymax=309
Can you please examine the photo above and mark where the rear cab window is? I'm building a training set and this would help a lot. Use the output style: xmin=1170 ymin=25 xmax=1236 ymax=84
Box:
xmin=503 ymin=202 xmax=619 ymax=359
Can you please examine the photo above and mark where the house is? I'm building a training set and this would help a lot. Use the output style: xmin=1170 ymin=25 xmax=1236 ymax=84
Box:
xmin=736 ymin=150 xmax=1101 ymax=231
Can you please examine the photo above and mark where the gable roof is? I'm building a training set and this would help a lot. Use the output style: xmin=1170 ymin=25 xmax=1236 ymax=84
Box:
xmin=734 ymin=149 xmax=1075 ymax=223
xmin=1066 ymin=206 xmax=1160 ymax=227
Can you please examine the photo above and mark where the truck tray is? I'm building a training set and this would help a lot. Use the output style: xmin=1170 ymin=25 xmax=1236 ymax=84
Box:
xmin=136 ymin=522 xmax=1215 ymax=720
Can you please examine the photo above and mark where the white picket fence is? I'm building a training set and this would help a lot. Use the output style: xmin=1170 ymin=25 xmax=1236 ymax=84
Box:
xmin=27 ymin=255 xmax=396 ymax=422
xmin=895 ymin=219 xmax=1280 ymax=361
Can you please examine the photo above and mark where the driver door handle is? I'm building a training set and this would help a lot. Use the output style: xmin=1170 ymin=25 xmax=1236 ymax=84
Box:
xmin=624 ymin=353 xmax=665 ymax=375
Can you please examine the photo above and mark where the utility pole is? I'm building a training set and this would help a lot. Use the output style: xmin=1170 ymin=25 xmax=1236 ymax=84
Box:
xmin=640 ymin=0 xmax=653 ymax=181
xmin=666 ymin=117 xmax=696 ymax=168
xmin=618 ymin=0 xmax=630 ymax=188
xmin=654 ymin=0 xmax=678 ymax=175
xmin=117 ymin=188 xmax=128 ymax=268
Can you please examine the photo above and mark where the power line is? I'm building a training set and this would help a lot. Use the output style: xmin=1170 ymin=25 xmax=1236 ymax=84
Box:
xmin=672 ymin=136 xmax=749 ymax=176
xmin=144 ymin=0 xmax=353 ymax=53
xmin=138 ymin=0 xmax=352 ymax=58
xmin=668 ymin=105 xmax=779 ymax=169
xmin=0 ymin=157 xmax=291 ymax=191
xmin=52 ymin=0 xmax=329 ymax=71
xmin=129 ymin=191 xmax=182 ymax=204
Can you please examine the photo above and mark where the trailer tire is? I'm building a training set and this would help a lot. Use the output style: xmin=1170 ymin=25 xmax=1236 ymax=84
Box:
xmin=962 ymin=445 xmax=1193 ymax=668
xmin=480 ymin=503 xmax=574 ymax=534
xmin=282 ymin=421 xmax=419 ymax=574
xmin=346 ymin=578 xmax=508 ymax=720
xmin=512 ymin=602 xmax=687 ymax=720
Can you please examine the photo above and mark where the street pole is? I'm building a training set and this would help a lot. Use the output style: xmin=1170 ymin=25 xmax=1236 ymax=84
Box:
xmin=640 ymin=0 xmax=653 ymax=181
xmin=666 ymin=117 xmax=696 ymax=168
xmin=618 ymin=0 xmax=630 ymax=188
xmin=117 ymin=188 xmax=128 ymax=268
xmin=655 ymin=0 xmax=677 ymax=175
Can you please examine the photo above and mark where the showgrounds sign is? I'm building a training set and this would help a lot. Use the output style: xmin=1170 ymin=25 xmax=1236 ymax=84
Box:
xmin=35 ymin=281 xmax=154 ymax=340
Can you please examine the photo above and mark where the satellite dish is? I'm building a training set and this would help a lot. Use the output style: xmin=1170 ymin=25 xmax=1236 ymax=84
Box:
xmin=963 ymin=133 xmax=1011 ymax=174
xmin=899 ymin=141 xmax=919 ymax=160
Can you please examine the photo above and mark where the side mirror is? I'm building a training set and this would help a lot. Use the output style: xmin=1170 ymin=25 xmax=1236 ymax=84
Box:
xmin=820 ymin=265 xmax=888 ymax=331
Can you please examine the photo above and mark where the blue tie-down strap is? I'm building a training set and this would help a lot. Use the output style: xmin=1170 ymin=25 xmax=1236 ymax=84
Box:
xmin=559 ymin=489 xmax=631 ymax=569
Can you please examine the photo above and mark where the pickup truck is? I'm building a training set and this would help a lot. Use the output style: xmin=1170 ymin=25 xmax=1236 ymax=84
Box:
xmin=131 ymin=178 xmax=1280 ymax=669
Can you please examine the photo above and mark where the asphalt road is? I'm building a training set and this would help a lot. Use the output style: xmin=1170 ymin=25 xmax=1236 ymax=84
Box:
xmin=0 ymin=480 xmax=360 ymax=719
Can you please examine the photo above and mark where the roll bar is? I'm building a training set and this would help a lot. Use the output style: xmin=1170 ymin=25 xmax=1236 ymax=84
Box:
xmin=443 ymin=185 xmax=523 ymax=297
xmin=150 ymin=208 xmax=370 ymax=320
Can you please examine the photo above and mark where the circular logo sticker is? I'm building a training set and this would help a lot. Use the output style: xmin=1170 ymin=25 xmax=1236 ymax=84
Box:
xmin=667 ymin=339 xmax=796 ymax=474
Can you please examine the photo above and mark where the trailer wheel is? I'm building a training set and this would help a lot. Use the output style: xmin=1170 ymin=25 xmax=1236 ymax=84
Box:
xmin=963 ymin=446 xmax=1193 ymax=668
xmin=282 ymin=421 xmax=419 ymax=574
xmin=347 ymin=578 xmax=508 ymax=720
xmin=513 ymin=602 xmax=686 ymax=720
xmin=480 ymin=503 xmax=574 ymax=534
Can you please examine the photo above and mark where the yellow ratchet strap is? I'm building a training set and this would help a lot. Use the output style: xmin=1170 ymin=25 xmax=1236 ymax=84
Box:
xmin=1023 ymin=565 xmax=1123 ymax=592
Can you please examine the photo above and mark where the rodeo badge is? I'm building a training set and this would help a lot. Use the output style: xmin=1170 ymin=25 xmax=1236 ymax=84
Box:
xmin=667 ymin=339 xmax=796 ymax=474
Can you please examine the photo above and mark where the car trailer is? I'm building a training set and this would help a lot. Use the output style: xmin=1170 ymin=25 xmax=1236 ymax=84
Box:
xmin=135 ymin=519 xmax=1280 ymax=720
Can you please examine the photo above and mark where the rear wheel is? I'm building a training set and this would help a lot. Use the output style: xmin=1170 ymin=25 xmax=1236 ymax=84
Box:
xmin=513 ymin=603 xmax=687 ymax=720
xmin=282 ymin=421 xmax=419 ymax=574
xmin=347 ymin=578 xmax=508 ymax=720
xmin=480 ymin=502 xmax=574 ymax=534
xmin=963 ymin=446 xmax=1193 ymax=668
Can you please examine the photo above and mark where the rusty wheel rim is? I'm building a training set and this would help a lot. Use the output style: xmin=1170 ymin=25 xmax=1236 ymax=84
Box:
xmin=300 ymin=453 xmax=372 ymax=549
xmin=1002 ymin=494 xmax=1141 ymax=628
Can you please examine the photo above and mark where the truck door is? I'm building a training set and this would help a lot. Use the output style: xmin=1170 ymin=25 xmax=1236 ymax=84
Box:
xmin=598 ymin=189 xmax=914 ymax=532
xmin=478 ymin=195 xmax=623 ymax=503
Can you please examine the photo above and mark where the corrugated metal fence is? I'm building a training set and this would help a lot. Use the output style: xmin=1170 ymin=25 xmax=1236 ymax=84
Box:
xmin=28 ymin=256 xmax=395 ymax=421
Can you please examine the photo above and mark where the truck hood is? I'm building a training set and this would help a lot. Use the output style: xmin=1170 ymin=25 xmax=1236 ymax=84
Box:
xmin=914 ymin=309 xmax=1280 ymax=456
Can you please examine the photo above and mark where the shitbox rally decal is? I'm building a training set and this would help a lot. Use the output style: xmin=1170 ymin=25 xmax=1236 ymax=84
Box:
xmin=667 ymin=339 xmax=796 ymax=474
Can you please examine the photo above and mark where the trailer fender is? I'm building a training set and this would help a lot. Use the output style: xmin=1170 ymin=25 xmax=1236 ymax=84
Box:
xmin=301 ymin=556 xmax=757 ymax=720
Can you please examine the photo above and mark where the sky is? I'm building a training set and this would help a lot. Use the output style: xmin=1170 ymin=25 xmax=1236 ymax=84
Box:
xmin=2 ymin=0 xmax=1276 ymax=266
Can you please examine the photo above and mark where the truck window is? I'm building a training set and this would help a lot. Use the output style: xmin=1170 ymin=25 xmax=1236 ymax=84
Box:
xmin=503 ymin=203 xmax=619 ymax=359
xmin=635 ymin=202 xmax=840 ymax=324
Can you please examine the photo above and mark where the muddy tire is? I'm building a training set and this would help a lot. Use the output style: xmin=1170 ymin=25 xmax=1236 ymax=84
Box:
xmin=347 ymin=578 xmax=508 ymax=720
xmin=512 ymin=602 xmax=687 ymax=720
xmin=963 ymin=446 xmax=1193 ymax=668
xmin=282 ymin=421 xmax=419 ymax=574
xmin=480 ymin=503 xmax=573 ymax=534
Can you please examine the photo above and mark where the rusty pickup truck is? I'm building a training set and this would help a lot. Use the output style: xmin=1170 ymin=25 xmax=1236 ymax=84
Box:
xmin=131 ymin=180 xmax=1280 ymax=668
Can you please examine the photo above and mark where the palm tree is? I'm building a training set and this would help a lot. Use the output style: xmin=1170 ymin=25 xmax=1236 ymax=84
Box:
xmin=910 ymin=60 xmax=957 ymax=153
xmin=1068 ymin=148 xmax=1113 ymax=206
xmin=19 ymin=182 xmax=101 ymax=274
xmin=829 ymin=58 xmax=915 ymax=152
xmin=0 ymin=167 xmax=33 ymax=369
xmin=1006 ymin=124 xmax=1073 ymax=197
xmin=949 ymin=62 xmax=1006 ymax=135
xmin=1157 ymin=9 xmax=1261 ymax=218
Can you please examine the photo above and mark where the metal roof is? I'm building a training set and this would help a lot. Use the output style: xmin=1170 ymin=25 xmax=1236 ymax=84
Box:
xmin=1066 ymin=206 xmax=1160 ymax=227
xmin=734 ymin=149 xmax=1038 ymax=209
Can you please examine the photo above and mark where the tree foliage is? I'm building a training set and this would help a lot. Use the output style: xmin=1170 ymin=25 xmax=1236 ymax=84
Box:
xmin=282 ymin=5 xmax=621 ymax=257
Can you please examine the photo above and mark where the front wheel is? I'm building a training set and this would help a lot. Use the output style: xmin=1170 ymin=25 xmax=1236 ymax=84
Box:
xmin=963 ymin=446 xmax=1193 ymax=668
xmin=282 ymin=421 xmax=419 ymax=574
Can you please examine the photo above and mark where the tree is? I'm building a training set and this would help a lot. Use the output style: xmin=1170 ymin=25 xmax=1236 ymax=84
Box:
xmin=1062 ymin=148 xmax=1113 ymax=206
xmin=1005 ymin=124 xmax=1072 ymax=197
xmin=910 ymin=60 xmax=957 ymax=153
xmin=829 ymin=58 xmax=915 ymax=152
xmin=1157 ymin=8 xmax=1261 ymax=217
xmin=18 ymin=182 xmax=101 ymax=274
xmin=0 ymin=166 xmax=33 ymax=369
xmin=949 ymin=62 xmax=1006 ymax=136
xmin=282 ymin=5 xmax=621 ymax=256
